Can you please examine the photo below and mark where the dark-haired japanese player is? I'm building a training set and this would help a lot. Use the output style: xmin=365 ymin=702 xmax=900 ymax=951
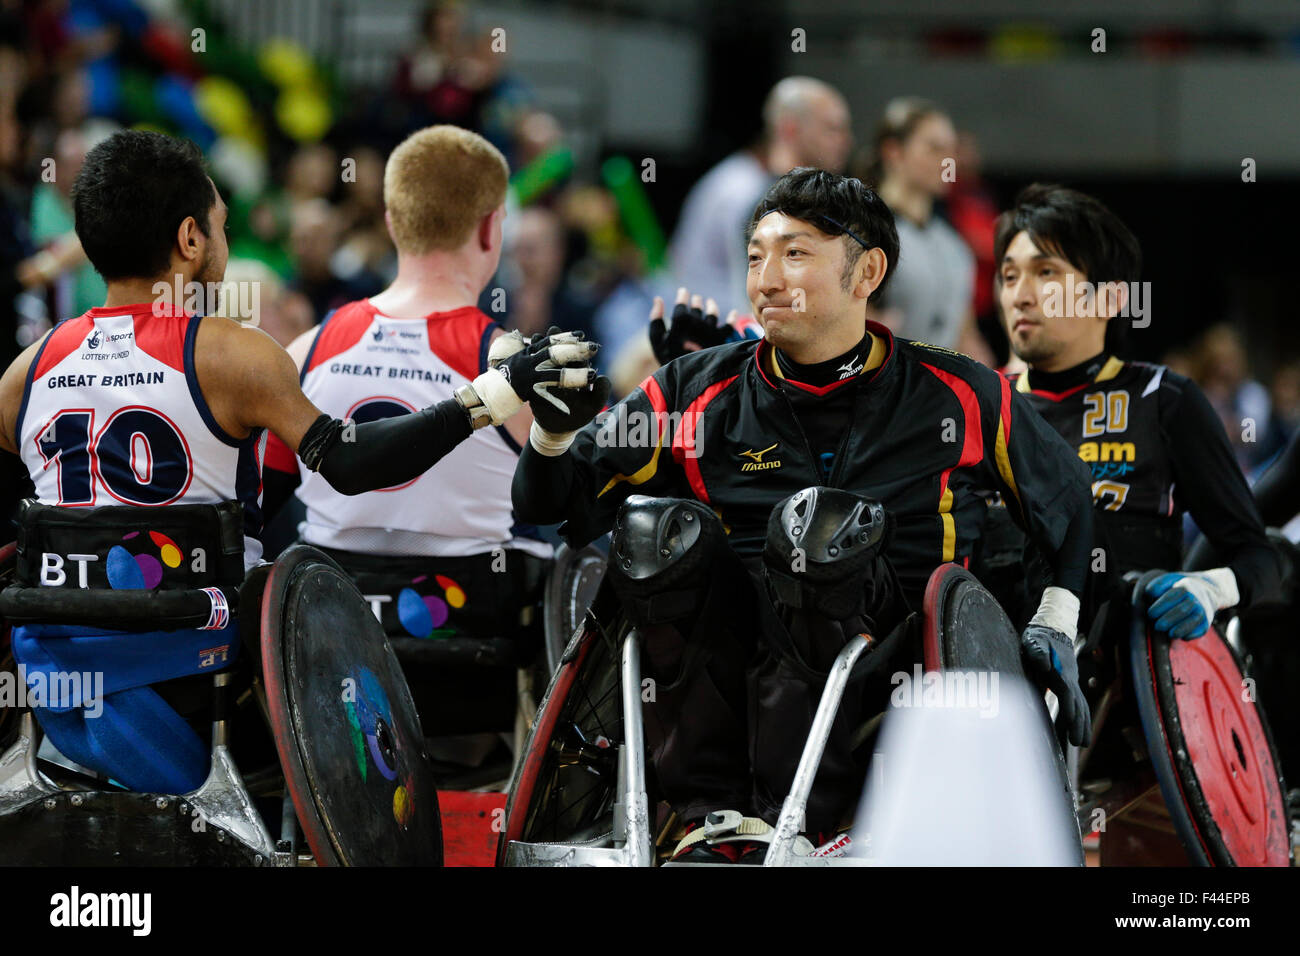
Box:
xmin=511 ymin=167 xmax=1096 ymax=860
xmin=991 ymin=183 xmax=1281 ymax=644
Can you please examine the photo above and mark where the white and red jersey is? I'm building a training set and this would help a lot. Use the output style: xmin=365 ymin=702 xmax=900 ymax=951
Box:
xmin=277 ymin=299 xmax=551 ymax=559
xmin=17 ymin=305 xmax=266 ymax=569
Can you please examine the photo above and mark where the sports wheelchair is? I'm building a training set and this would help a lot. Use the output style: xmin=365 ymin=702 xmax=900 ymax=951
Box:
xmin=1075 ymin=564 xmax=1294 ymax=866
xmin=496 ymin=493 xmax=1081 ymax=867
xmin=0 ymin=497 xmax=605 ymax=867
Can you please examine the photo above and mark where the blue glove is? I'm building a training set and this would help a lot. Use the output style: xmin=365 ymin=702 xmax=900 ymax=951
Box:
xmin=1144 ymin=569 xmax=1239 ymax=641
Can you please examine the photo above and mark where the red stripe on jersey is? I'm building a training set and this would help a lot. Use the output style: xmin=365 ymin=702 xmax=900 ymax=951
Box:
xmin=781 ymin=375 xmax=857 ymax=397
xmin=304 ymin=300 xmax=378 ymax=374
xmin=638 ymin=374 xmax=668 ymax=418
xmin=34 ymin=315 xmax=94 ymax=378
xmin=672 ymin=375 xmax=739 ymax=504
xmin=1007 ymin=372 xmax=1090 ymax=403
xmin=426 ymin=307 xmax=492 ymax=383
xmin=133 ymin=313 xmax=187 ymax=372
xmin=921 ymin=364 xmax=984 ymax=467
xmin=921 ymin=363 xmax=985 ymax=502
xmin=263 ymin=431 xmax=297 ymax=473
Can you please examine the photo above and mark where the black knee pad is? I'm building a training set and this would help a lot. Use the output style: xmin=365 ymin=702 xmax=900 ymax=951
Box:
xmin=609 ymin=495 xmax=728 ymax=625
xmin=762 ymin=486 xmax=894 ymax=622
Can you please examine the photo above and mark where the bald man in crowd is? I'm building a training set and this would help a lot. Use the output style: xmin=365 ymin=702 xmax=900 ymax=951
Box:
xmin=667 ymin=76 xmax=852 ymax=315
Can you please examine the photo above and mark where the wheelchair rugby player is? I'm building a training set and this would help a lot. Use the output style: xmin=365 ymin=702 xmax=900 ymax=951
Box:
xmin=0 ymin=129 xmax=599 ymax=865
xmin=509 ymin=167 xmax=1098 ymax=863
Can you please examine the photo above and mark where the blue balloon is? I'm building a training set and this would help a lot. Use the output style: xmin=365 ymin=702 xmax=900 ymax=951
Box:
xmin=85 ymin=58 xmax=121 ymax=117
xmin=155 ymin=76 xmax=215 ymax=149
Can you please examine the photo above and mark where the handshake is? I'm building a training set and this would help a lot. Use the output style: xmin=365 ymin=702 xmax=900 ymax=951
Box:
xmin=455 ymin=326 xmax=611 ymax=456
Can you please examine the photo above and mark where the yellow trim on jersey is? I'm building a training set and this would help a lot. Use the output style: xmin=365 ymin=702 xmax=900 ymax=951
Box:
xmin=863 ymin=331 xmax=887 ymax=374
xmin=1094 ymin=355 xmax=1124 ymax=383
xmin=597 ymin=431 xmax=666 ymax=497
xmin=769 ymin=331 xmax=885 ymax=380
xmin=939 ymin=485 xmax=956 ymax=562
xmin=1016 ymin=355 xmax=1124 ymax=393
xmin=994 ymin=417 xmax=1021 ymax=510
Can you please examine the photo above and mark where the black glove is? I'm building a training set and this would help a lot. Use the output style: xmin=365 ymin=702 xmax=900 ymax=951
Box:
xmin=1020 ymin=624 xmax=1091 ymax=747
xmin=531 ymin=375 xmax=612 ymax=434
xmin=649 ymin=299 xmax=730 ymax=365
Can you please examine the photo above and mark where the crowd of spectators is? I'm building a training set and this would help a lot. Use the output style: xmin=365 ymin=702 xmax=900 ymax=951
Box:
xmin=2 ymin=0 xmax=1296 ymax=486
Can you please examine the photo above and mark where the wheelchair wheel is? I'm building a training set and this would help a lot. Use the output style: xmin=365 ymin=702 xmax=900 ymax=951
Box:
xmin=922 ymin=563 xmax=1083 ymax=862
xmin=499 ymin=590 xmax=628 ymax=861
xmin=543 ymin=541 xmax=608 ymax=675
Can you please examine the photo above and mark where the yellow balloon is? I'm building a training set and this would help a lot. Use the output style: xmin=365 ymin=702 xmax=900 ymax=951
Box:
xmin=195 ymin=76 xmax=253 ymax=138
xmin=260 ymin=40 xmax=316 ymax=88
xmin=276 ymin=85 xmax=332 ymax=143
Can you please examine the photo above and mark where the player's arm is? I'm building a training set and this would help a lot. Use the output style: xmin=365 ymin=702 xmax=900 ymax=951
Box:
xmin=1147 ymin=376 xmax=1283 ymax=633
xmin=513 ymin=368 xmax=682 ymax=546
xmin=982 ymin=375 xmax=1094 ymax=599
xmin=257 ymin=326 xmax=317 ymax=518
xmin=0 ymin=335 xmax=52 ymax=455
xmin=201 ymin=318 xmax=597 ymax=496
xmin=978 ymin=368 xmax=1094 ymax=746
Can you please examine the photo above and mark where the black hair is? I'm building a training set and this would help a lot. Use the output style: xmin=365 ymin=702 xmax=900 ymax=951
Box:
xmin=71 ymin=130 xmax=217 ymax=281
xmin=746 ymin=166 xmax=900 ymax=303
xmin=993 ymin=183 xmax=1142 ymax=354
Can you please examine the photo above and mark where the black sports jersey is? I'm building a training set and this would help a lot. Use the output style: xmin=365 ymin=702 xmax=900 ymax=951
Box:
xmin=514 ymin=320 xmax=1095 ymax=607
xmin=1007 ymin=353 xmax=1280 ymax=608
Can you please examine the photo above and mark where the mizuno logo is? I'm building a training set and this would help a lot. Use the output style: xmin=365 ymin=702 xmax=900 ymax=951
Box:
xmin=837 ymin=358 xmax=864 ymax=379
xmin=739 ymin=442 xmax=782 ymax=471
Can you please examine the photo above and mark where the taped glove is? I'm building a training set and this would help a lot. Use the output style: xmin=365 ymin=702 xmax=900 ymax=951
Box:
xmin=1144 ymin=568 xmax=1239 ymax=640
xmin=1020 ymin=586 xmax=1091 ymax=747
xmin=465 ymin=329 xmax=598 ymax=426
xmin=529 ymin=376 xmax=612 ymax=456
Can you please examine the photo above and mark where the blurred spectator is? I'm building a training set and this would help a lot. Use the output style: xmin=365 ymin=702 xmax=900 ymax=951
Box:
xmin=27 ymin=127 xmax=105 ymax=318
xmin=1191 ymin=324 xmax=1275 ymax=473
xmin=284 ymin=143 xmax=339 ymax=209
xmin=0 ymin=105 xmax=34 ymax=370
xmin=290 ymin=198 xmax=373 ymax=321
xmin=946 ymin=130 xmax=1006 ymax=364
xmin=489 ymin=205 xmax=595 ymax=340
xmin=668 ymin=76 xmax=852 ymax=316
xmin=334 ymin=145 xmax=396 ymax=292
xmin=1267 ymin=361 xmax=1300 ymax=445
xmin=216 ymin=258 xmax=315 ymax=347
xmin=859 ymin=97 xmax=992 ymax=364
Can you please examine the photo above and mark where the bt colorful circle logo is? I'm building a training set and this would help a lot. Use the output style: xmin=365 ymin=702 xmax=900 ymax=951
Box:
xmin=105 ymin=530 xmax=184 ymax=589
xmin=396 ymin=574 xmax=466 ymax=638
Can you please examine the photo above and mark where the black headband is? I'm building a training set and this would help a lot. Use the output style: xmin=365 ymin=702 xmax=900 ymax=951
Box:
xmin=819 ymin=216 xmax=872 ymax=250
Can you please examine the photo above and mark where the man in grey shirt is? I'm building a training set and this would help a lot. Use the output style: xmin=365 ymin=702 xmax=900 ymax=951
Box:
xmin=668 ymin=76 xmax=853 ymax=317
